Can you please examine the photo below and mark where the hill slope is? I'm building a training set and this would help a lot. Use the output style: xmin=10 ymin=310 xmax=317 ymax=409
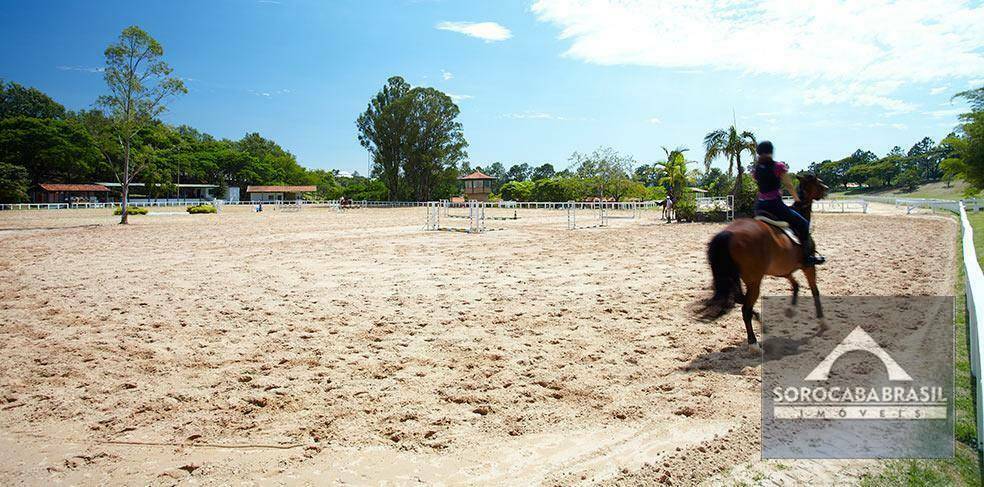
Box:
xmin=830 ymin=180 xmax=980 ymax=200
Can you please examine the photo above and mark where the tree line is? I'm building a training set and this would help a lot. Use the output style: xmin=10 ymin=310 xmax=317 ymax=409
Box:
xmin=0 ymin=79 xmax=386 ymax=205
xmin=0 ymin=26 xmax=388 ymax=213
xmin=806 ymin=136 xmax=958 ymax=192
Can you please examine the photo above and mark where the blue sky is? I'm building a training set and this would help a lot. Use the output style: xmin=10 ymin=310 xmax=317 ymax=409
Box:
xmin=1 ymin=0 xmax=982 ymax=174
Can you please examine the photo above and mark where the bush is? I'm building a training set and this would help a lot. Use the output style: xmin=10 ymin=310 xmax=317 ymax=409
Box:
xmin=187 ymin=204 xmax=217 ymax=214
xmin=674 ymin=197 xmax=697 ymax=222
xmin=532 ymin=177 xmax=587 ymax=202
xmin=499 ymin=180 xmax=534 ymax=201
xmin=733 ymin=174 xmax=757 ymax=217
xmin=113 ymin=206 xmax=148 ymax=215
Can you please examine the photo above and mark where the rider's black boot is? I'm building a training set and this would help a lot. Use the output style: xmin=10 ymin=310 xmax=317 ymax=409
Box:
xmin=803 ymin=237 xmax=825 ymax=267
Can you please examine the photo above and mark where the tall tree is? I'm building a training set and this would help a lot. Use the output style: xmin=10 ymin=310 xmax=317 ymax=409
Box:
xmin=940 ymin=87 xmax=984 ymax=193
xmin=357 ymin=77 xmax=467 ymax=200
xmin=506 ymin=162 xmax=532 ymax=182
xmin=92 ymin=26 xmax=186 ymax=223
xmin=402 ymin=87 xmax=467 ymax=200
xmin=357 ymin=77 xmax=411 ymax=199
xmin=703 ymin=125 xmax=756 ymax=202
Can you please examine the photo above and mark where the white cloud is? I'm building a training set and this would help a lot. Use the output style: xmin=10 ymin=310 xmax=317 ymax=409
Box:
xmin=647 ymin=117 xmax=661 ymax=124
xmin=929 ymin=86 xmax=949 ymax=95
xmin=57 ymin=65 xmax=103 ymax=73
xmin=802 ymin=81 xmax=916 ymax=113
xmin=502 ymin=111 xmax=589 ymax=121
xmin=442 ymin=70 xmax=454 ymax=81
xmin=447 ymin=93 xmax=473 ymax=102
xmin=504 ymin=111 xmax=556 ymax=119
xmin=436 ymin=21 xmax=512 ymax=42
xmin=532 ymin=0 xmax=984 ymax=111
xmin=971 ymin=78 xmax=984 ymax=87
xmin=924 ymin=108 xmax=966 ymax=119
xmin=248 ymin=89 xmax=292 ymax=98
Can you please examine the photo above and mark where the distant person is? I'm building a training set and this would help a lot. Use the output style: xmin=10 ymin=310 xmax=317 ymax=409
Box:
xmin=752 ymin=141 xmax=824 ymax=266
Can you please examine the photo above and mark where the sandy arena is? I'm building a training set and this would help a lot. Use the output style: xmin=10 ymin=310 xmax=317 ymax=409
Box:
xmin=0 ymin=205 xmax=958 ymax=485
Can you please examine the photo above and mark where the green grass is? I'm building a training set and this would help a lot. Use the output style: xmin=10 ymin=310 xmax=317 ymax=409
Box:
xmin=861 ymin=212 xmax=983 ymax=486
xmin=829 ymin=181 xmax=981 ymax=201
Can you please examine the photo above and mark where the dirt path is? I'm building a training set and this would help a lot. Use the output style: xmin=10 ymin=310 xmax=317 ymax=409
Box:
xmin=0 ymin=206 xmax=957 ymax=485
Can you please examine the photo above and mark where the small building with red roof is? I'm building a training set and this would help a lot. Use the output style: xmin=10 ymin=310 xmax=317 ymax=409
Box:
xmin=32 ymin=183 xmax=111 ymax=203
xmin=458 ymin=170 xmax=495 ymax=201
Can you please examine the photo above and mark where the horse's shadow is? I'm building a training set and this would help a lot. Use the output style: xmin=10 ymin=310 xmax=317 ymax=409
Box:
xmin=684 ymin=335 xmax=812 ymax=376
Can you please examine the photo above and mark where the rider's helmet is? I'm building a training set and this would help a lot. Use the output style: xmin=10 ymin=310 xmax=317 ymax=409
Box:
xmin=756 ymin=140 xmax=774 ymax=157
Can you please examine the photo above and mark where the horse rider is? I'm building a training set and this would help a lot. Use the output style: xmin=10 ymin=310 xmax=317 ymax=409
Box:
xmin=752 ymin=140 xmax=825 ymax=266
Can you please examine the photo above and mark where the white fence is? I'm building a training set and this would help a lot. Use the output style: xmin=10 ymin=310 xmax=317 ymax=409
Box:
xmin=695 ymin=195 xmax=735 ymax=220
xmin=812 ymin=199 xmax=869 ymax=213
xmin=0 ymin=199 xmax=212 ymax=210
xmin=959 ymin=202 xmax=984 ymax=451
xmin=849 ymin=196 xmax=984 ymax=214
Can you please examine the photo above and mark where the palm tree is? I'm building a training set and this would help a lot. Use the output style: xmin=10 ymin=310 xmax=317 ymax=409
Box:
xmin=657 ymin=146 xmax=691 ymax=200
xmin=703 ymin=126 xmax=756 ymax=200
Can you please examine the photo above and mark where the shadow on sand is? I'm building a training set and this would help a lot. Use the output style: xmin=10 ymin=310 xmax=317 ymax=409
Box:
xmin=684 ymin=335 xmax=814 ymax=376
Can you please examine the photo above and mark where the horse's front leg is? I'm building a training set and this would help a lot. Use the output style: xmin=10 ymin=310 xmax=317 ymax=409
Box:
xmin=801 ymin=266 xmax=826 ymax=336
xmin=786 ymin=274 xmax=800 ymax=305
xmin=801 ymin=266 xmax=822 ymax=318
xmin=742 ymin=278 xmax=762 ymax=345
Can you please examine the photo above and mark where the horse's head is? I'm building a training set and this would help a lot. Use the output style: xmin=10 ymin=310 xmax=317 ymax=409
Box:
xmin=796 ymin=173 xmax=828 ymax=201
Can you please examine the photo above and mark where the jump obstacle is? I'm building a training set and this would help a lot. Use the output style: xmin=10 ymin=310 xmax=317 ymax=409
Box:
xmin=567 ymin=202 xmax=608 ymax=230
xmin=424 ymin=200 xmax=674 ymax=233
xmin=441 ymin=200 xmax=519 ymax=221
xmin=426 ymin=200 xmax=486 ymax=233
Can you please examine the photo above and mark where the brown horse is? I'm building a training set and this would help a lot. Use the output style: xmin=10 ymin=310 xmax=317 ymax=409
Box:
xmin=697 ymin=174 xmax=829 ymax=346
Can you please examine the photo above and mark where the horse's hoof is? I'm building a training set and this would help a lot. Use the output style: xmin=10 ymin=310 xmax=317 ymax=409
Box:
xmin=815 ymin=318 xmax=828 ymax=336
xmin=747 ymin=342 xmax=762 ymax=354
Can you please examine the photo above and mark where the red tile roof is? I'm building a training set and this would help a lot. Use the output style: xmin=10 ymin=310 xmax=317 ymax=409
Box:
xmin=39 ymin=183 xmax=110 ymax=192
xmin=459 ymin=170 xmax=495 ymax=180
xmin=246 ymin=185 xmax=317 ymax=193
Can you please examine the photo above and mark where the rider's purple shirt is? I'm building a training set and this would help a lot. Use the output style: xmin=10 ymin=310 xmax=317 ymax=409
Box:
xmin=754 ymin=161 xmax=788 ymax=200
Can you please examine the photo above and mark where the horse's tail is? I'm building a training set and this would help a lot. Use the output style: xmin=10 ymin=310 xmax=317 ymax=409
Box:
xmin=695 ymin=230 xmax=741 ymax=320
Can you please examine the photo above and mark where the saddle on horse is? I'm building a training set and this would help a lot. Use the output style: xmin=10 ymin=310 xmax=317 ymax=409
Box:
xmin=754 ymin=214 xmax=800 ymax=245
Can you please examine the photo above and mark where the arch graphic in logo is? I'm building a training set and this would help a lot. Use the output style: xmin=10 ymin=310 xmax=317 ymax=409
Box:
xmin=804 ymin=326 xmax=912 ymax=382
